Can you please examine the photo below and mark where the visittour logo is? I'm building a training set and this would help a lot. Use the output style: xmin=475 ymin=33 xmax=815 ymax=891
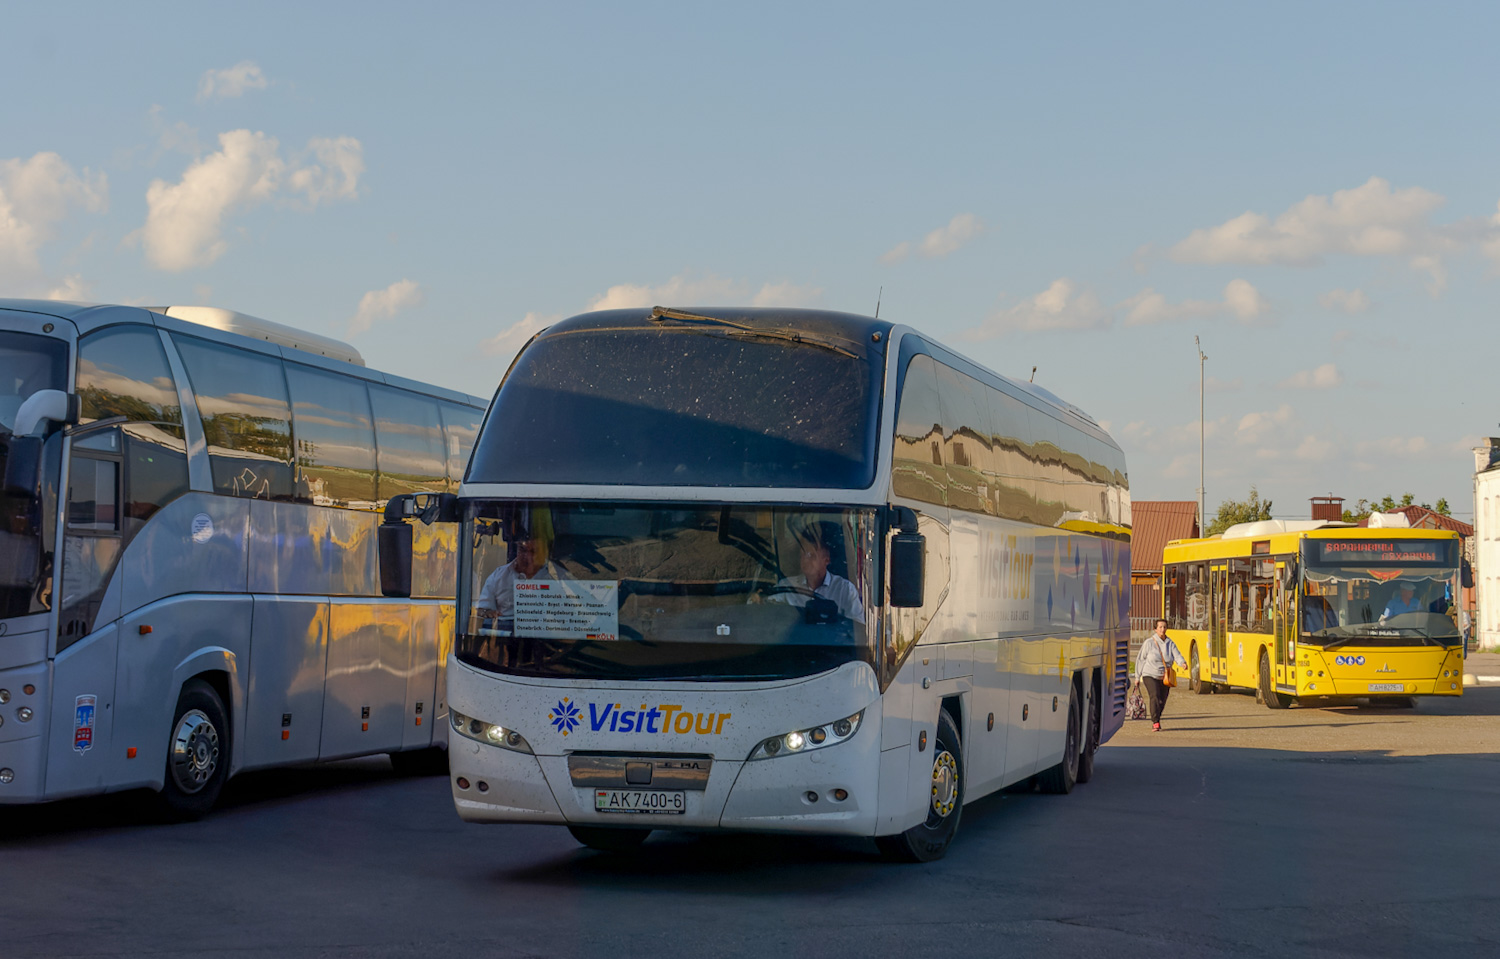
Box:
xmin=565 ymin=702 xmax=733 ymax=736
xmin=548 ymin=698 xmax=582 ymax=736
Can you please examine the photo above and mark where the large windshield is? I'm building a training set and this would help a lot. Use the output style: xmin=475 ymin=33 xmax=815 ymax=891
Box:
xmin=466 ymin=324 xmax=883 ymax=488
xmin=0 ymin=331 xmax=69 ymax=434
xmin=1300 ymin=538 xmax=1461 ymax=647
xmin=455 ymin=501 xmax=878 ymax=681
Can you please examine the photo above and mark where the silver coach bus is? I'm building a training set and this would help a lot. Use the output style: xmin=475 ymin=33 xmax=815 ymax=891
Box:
xmin=0 ymin=300 xmax=484 ymax=818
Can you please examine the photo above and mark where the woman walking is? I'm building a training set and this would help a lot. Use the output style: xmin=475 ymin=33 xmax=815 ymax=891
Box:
xmin=1136 ymin=618 xmax=1188 ymax=732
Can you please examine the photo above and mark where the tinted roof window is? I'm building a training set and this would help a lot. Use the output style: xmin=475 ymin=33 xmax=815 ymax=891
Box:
xmin=468 ymin=328 xmax=881 ymax=488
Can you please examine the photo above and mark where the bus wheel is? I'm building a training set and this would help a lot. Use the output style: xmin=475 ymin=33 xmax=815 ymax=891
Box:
xmin=160 ymin=680 xmax=229 ymax=821
xmin=1191 ymin=646 xmax=1210 ymax=695
xmin=876 ymin=709 xmax=964 ymax=862
xmin=568 ymin=826 xmax=650 ymax=853
xmin=1076 ymin=679 xmax=1100 ymax=784
xmin=1039 ymin=687 xmax=1081 ymax=794
xmin=1259 ymin=650 xmax=1289 ymax=710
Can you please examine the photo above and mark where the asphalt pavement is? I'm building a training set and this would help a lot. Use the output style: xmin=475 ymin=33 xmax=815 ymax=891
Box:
xmin=3 ymin=683 xmax=1498 ymax=959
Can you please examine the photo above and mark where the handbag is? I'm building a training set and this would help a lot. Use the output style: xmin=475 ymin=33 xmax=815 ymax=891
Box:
xmin=1163 ymin=664 xmax=1177 ymax=688
xmin=1126 ymin=682 xmax=1148 ymax=720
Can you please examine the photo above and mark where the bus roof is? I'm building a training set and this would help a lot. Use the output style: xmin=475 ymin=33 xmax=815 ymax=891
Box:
xmin=1164 ymin=524 xmax=1461 ymax=562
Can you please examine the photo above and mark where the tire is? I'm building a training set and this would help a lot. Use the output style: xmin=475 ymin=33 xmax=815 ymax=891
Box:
xmin=567 ymin=825 xmax=651 ymax=853
xmin=1259 ymin=650 xmax=1289 ymax=710
xmin=1191 ymin=645 xmax=1211 ymax=695
xmin=160 ymin=679 xmax=230 ymax=821
xmin=876 ymin=709 xmax=964 ymax=862
xmin=1076 ymin=678 xmax=1100 ymax=785
xmin=1038 ymin=686 xmax=1081 ymax=795
xmin=389 ymin=747 xmax=449 ymax=776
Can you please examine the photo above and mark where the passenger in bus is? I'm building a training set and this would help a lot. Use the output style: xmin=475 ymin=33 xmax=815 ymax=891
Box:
xmin=475 ymin=524 xmax=568 ymax=631
xmin=764 ymin=522 xmax=865 ymax=624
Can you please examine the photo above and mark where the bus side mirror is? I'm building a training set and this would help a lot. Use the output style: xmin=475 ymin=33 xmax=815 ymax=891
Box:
xmin=14 ymin=390 xmax=79 ymax=436
xmin=1462 ymin=558 xmax=1474 ymax=590
xmin=888 ymin=506 xmax=925 ymax=608
xmin=379 ymin=494 xmax=415 ymax=598
xmin=2 ymin=435 xmax=42 ymax=497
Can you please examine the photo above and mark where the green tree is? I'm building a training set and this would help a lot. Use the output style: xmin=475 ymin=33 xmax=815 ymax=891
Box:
xmin=1341 ymin=492 xmax=1450 ymax=522
xmin=1205 ymin=486 xmax=1274 ymax=536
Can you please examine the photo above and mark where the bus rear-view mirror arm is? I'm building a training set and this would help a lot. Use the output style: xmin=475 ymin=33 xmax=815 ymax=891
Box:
xmin=887 ymin=505 xmax=925 ymax=608
xmin=14 ymin=389 xmax=79 ymax=437
xmin=378 ymin=492 xmax=460 ymax=598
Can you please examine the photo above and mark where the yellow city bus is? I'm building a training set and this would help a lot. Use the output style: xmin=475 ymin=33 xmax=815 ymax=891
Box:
xmin=1161 ymin=523 xmax=1467 ymax=708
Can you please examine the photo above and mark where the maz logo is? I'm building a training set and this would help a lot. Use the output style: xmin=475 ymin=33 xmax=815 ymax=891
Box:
xmin=1334 ymin=655 xmax=1367 ymax=667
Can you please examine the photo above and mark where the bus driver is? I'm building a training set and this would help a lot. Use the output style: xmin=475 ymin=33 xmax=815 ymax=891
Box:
xmin=765 ymin=522 xmax=865 ymax=624
xmin=476 ymin=519 xmax=568 ymax=631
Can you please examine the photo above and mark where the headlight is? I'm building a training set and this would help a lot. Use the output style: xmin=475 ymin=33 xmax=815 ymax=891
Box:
xmin=450 ymin=711 xmax=533 ymax=754
xmin=748 ymin=710 xmax=864 ymax=761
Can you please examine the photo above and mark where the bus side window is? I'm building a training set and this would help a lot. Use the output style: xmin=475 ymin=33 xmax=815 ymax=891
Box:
xmin=371 ymin=387 xmax=447 ymax=505
xmin=987 ymin=388 xmax=1038 ymax=525
xmin=173 ymin=335 xmax=295 ymax=500
xmin=285 ymin=364 xmax=377 ymax=509
xmin=439 ymin=402 xmax=484 ymax=492
xmin=935 ymin=363 xmax=993 ymax=515
xmin=892 ymin=354 xmax=947 ymax=507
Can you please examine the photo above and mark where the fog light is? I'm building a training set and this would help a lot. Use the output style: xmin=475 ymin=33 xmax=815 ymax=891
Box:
xmin=452 ymin=712 xmax=465 ymax=730
xmin=805 ymin=791 xmax=818 ymax=803
xmin=456 ymin=777 xmax=470 ymax=789
xmin=16 ymin=707 xmax=31 ymax=722
xmin=833 ymin=788 xmax=848 ymax=802
xmin=1451 ymin=682 xmax=1457 ymax=689
xmin=1309 ymin=684 xmax=1317 ymax=691
xmin=1306 ymin=670 xmax=1313 ymax=678
xmin=22 ymin=684 xmax=34 ymax=695
xmin=506 ymin=731 xmax=523 ymax=748
xmin=763 ymin=737 xmax=781 ymax=756
xmin=478 ymin=781 xmax=489 ymax=793
xmin=0 ymin=768 xmax=12 ymax=784
xmin=469 ymin=719 xmax=483 ymax=736
xmin=833 ymin=718 xmax=852 ymax=737
xmin=810 ymin=727 xmax=827 ymax=745
xmin=785 ymin=731 xmax=806 ymax=751
xmin=0 ymin=689 xmax=8 ymax=704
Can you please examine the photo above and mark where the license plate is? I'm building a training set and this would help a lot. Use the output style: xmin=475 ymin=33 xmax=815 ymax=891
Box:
xmin=1368 ymin=683 xmax=1405 ymax=693
xmin=594 ymin=789 xmax=686 ymax=814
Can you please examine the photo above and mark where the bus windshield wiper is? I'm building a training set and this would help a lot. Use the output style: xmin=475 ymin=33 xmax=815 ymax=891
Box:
xmin=649 ymin=306 xmax=860 ymax=359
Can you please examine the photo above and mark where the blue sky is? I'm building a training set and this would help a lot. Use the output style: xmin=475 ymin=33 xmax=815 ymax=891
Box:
xmin=4 ymin=2 xmax=1496 ymax=518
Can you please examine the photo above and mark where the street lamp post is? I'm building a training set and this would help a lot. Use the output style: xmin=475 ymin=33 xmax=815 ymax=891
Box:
xmin=1196 ymin=336 xmax=1207 ymax=533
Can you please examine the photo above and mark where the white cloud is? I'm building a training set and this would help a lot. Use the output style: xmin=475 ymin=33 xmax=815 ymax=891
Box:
xmin=0 ymin=152 xmax=108 ymax=281
xmin=480 ymin=312 xmax=556 ymax=360
xmin=1205 ymin=375 xmax=1243 ymax=393
xmin=1356 ymin=436 xmax=1430 ymax=458
xmin=1236 ymin=404 xmax=1294 ymax=443
xmin=881 ymin=213 xmax=984 ymax=264
xmin=197 ymin=61 xmax=269 ymax=102
xmin=1318 ymin=288 xmax=1371 ymax=314
xmin=348 ymin=279 xmax=423 ymax=337
xmin=137 ymin=129 xmax=364 ymax=271
xmin=1409 ymin=254 xmax=1446 ymax=296
xmin=288 ymin=137 xmax=364 ymax=206
xmin=1279 ymin=363 xmax=1343 ymax=390
xmin=1170 ymin=177 xmax=1447 ymax=267
xmin=1295 ymin=435 xmax=1332 ymax=461
xmin=1120 ymin=278 xmax=1268 ymax=326
xmin=587 ymin=273 xmax=821 ymax=311
xmin=45 ymin=274 xmax=90 ymax=301
xmin=960 ymin=278 xmax=1109 ymax=341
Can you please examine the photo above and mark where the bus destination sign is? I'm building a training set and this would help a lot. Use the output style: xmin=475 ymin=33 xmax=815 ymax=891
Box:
xmin=1306 ymin=540 xmax=1452 ymax=566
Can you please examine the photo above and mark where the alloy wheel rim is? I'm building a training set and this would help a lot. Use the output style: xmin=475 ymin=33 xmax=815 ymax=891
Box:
xmin=930 ymin=750 xmax=958 ymax=818
xmin=170 ymin=709 xmax=220 ymax=794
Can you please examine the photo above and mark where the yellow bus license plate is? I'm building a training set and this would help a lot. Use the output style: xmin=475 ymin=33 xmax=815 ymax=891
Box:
xmin=594 ymin=789 xmax=686 ymax=814
xmin=1368 ymin=683 xmax=1404 ymax=693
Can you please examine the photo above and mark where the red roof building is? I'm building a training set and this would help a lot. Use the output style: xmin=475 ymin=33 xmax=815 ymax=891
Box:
xmin=1129 ymin=501 xmax=1200 ymax=626
xmin=1356 ymin=506 xmax=1473 ymax=537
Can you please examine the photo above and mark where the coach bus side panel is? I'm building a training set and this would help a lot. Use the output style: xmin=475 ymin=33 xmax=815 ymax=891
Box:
xmin=401 ymin=603 xmax=441 ymax=751
xmin=243 ymin=597 xmax=329 ymax=770
xmin=110 ymin=596 xmax=253 ymax=791
xmin=320 ymin=602 xmax=407 ymax=759
xmin=44 ymin=625 xmax=119 ymax=799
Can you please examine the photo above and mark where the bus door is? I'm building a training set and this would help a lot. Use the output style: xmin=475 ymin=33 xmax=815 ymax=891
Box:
xmin=46 ymin=427 xmax=125 ymax=797
xmin=1274 ymin=561 xmax=1295 ymax=691
xmin=1209 ymin=563 xmax=1227 ymax=682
